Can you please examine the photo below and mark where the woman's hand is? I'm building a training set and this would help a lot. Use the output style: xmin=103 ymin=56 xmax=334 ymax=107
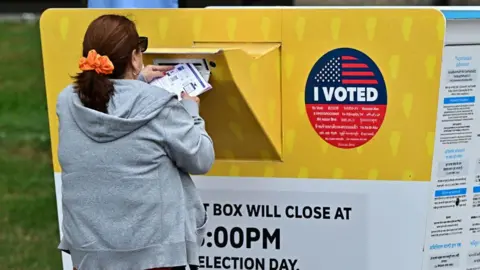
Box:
xmin=181 ymin=91 xmax=200 ymax=105
xmin=140 ymin=65 xmax=173 ymax=83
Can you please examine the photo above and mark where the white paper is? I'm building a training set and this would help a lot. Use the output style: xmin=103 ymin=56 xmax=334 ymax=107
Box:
xmin=153 ymin=58 xmax=211 ymax=81
xmin=150 ymin=63 xmax=212 ymax=100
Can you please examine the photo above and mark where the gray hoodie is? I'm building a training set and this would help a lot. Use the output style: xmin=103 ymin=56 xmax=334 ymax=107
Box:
xmin=56 ymin=77 xmax=214 ymax=270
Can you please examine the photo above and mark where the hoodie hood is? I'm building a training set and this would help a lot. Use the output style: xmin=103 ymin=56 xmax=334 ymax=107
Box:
xmin=66 ymin=79 xmax=174 ymax=143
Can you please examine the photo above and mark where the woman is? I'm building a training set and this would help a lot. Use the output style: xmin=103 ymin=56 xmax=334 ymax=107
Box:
xmin=56 ymin=14 xmax=214 ymax=270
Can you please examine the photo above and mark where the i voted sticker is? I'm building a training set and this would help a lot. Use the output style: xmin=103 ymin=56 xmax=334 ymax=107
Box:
xmin=305 ymin=48 xmax=388 ymax=149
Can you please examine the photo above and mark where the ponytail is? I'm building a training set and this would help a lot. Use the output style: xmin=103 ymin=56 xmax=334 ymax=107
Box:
xmin=74 ymin=49 xmax=115 ymax=113
xmin=73 ymin=71 xmax=114 ymax=114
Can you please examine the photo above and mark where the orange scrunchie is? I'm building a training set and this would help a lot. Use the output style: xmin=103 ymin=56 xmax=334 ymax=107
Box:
xmin=79 ymin=49 xmax=114 ymax=75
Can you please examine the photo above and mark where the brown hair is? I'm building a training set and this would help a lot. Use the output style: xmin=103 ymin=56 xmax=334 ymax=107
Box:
xmin=73 ymin=14 xmax=140 ymax=113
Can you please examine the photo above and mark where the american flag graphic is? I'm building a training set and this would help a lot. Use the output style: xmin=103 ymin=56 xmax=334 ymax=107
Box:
xmin=314 ymin=56 xmax=379 ymax=85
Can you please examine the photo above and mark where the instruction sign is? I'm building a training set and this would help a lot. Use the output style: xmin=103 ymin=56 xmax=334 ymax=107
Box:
xmin=422 ymin=45 xmax=480 ymax=270
xmin=198 ymin=189 xmax=367 ymax=270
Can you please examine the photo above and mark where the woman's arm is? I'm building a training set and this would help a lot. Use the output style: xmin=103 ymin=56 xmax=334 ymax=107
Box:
xmin=156 ymin=99 xmax=215 ymax=174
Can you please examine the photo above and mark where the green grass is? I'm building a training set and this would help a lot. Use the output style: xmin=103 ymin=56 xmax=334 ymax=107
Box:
xmin=0 ymin=21 xmax=62 ymax=269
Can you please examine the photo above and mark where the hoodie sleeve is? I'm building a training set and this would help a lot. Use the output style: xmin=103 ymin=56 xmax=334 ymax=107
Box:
xmin=158 ymin=98 xmax=215 ymax=175
xmin=137 ymin=73 xmax=147 ymax=83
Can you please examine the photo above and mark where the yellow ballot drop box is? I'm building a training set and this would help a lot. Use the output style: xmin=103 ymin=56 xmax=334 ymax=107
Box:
xmin=41 ymin=7 xmax=480 ymax=270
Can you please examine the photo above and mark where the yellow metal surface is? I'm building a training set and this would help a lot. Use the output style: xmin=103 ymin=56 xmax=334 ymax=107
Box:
xmin=143 ymin=43 xmax=282 ymax=161
xmin=40 ymin=8 xmax=445 ymax=181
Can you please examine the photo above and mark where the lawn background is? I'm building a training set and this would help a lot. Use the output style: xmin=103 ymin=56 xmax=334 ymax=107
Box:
xmin=0 ymin=21 xmax=62 ymax=269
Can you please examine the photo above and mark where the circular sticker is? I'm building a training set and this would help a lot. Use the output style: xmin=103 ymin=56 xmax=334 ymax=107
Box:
xmin=305 ymin=48 xmax=387 ymax=149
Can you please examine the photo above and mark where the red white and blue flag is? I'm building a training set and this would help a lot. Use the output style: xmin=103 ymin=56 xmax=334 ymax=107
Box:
xmin=314 ymin=55 xmax=379 ymax=85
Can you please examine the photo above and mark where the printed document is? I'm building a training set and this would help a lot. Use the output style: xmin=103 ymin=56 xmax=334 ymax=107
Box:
xmin=150 ymin=63 xmax=212 ymax=100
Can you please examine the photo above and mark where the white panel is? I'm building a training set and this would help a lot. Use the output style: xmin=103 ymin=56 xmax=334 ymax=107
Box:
xmin=193 ymin=176 xmax=430 ymax=270
xmin=55 ymin=172 xmax=430 ymax=270
xmin=445 ymin=20 xmax=480 ymax=45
